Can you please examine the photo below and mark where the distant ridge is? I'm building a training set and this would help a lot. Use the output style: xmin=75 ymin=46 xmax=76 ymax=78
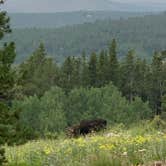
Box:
xmin=3 ymin=12 xmax=166 ymax=63
xmin=3 ymin=0 xmax=166 ymax=13
xmin=9 ymin=11 xmax=151 ymax=28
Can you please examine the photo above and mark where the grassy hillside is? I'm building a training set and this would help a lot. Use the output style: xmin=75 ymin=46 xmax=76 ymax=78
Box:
xmin=5 ymin=120 xmax=166 ymax=166
xmin=2 ymin=12 xmax=166 ymax=63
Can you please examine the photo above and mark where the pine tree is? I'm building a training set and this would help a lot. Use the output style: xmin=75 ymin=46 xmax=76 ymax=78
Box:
xmin=71 ymin=57 xmax=81 ymax=88
xmin=97 ymin=50 xmax=107 ymax=87
xmin=88 ymin=52 xmax=98 ymax=87
xmin=161 ymin=95 xmax=166 ymax=119
xmin=149 ymin=52 xmax=166 ymax=114
xmin=108 ymin=39 xmax=119 ymax=86
xmin=60 ymin=56 xmax=74 ymax=92
xmin=80 ymin=53 xmax=89 ymax=87
xmin=0 ymin=1 xmax=17 ymax=163
xmin=133 ymin=58 xmax=149 ymax=101
xmin=120 ymin=50 xmax=135 ymax=102
xmin=18 ymin=43 xmax=58 ymax=96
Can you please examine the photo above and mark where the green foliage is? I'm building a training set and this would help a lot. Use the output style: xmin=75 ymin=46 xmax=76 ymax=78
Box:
xmin=0 ymin=11 xmax=11 ymax=39
xmin=162 ymin=95 xmax=166 ymax=113
xmin=18 ymin=43 xmax=59 ymax=97
xmin=5 ymin=126 xmax=166 ymax=166
xmin=0 ymin=7 xmax=166 ymax=166
xmin=64 ymin=87 xmax=89 ymax=125
xmin=0 ymin=2 xmax=19 ymax=164
xmin=0 ymin=42 xmax=16 ymax=101
xmin=108 ymin=39 xmax=119 ymax=86
xmin=148 ymin=52 xmax=166 ymax=114
xmin=60 ymin=56 xmax=81 ymax=92
xmin=88 ymin=53 xmax=98 ymax=87
xmin=13 ymin=87 xmax=67 ymax=136
xmin=9 ymin=11 xmax=147 ymax=29
xmin=15 ymin=42 xmax=166 ymax=118
xmin=133 ymin=58 xmax=149 ymax=101
xmin=88 ymin=153 xmax=122 ymax=166
xmin=149 ymin=116 xmax=166 ymax=130
xmin=119 ymin=50 xmax=135 ymax=102
xmin=64 ymin=83 xmax=151 ymax=126
xmin=97 ymin=50 xmax=108 ymax=86
xmin=39 ymin=87 xmax=67 ymax=133
xmin=13 ymin=95 xmax=41 ymax=133
xmin=98 ymin=84 xmax=128 ymax=124
xmin=3 ymin=12 xmax=166 ymax=63
xmin=12 ymin=83 xmax=152 ymax=137
xmin=127 ymin=97 xmax=152 ymax=123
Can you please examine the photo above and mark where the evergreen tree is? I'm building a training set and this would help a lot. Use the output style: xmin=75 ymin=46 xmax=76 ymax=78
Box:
xmin=97 ymin=50 xmax=107 ymax=87
xmin=88 ymin=52 xmax=98 ymax=87
xmin=108 ymin=39 xmax=119 ymax=86
xmin=161 ymin=95 xmax=166 ymax=119
xmin=120 ymin=50 xmax=135 ymax=102
xmin=60 ymin=56 xmax=74 ymax=92
xmin=133 ymin=58 xmax=149 ymax=101
xmin=72 ymin=57 xmax=81 ymax=88
xmin=18 ymin=43 xmax=59 ymax=97
xmin=0 ymin=1 xmax=18 ymax=164
xmin=149 ymin=52 xmax=166 ymax=114
xmin=80 ymin=53 xmax=89 ymax=87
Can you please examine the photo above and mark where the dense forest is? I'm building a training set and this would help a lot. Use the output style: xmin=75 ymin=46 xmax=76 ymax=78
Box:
xmin=1 ymin=1 xmax=166 ymax=165
xmin=1 ymin=35 xmax=166 ymax=145
xmin=9 ymin=11 xmax=149 ymax=28
xmin=1 ymin=12 xmax=166 ymax=63
xmin=7 ymin=40 xmax=165 ymax=140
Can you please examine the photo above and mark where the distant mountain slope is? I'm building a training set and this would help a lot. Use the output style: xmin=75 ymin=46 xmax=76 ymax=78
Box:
xmin=9 ymin=11 xmax=150 ymax=28
xmin=108 ymin=1 xmax=166 ymax=12
xmin=3 ymin=0 xmax=166 ymax=13
xmin=3 ymin=12 xmax=166 ymax=63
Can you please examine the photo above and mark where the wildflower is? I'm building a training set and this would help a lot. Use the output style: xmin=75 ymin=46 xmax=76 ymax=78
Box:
xmin=122 ymin=152 xmax=127 ymax=156
xmin=138 ymin=149 xmax=146 ymax=153
xmin=122 ymin=147 xmax=127 ymax=153
xmin=135 ymin=136 xmax=147 ymax=144
xmin=44 ymin=147 xmax=51 ymax=155
xmin=99 ymin=144 xmax=115 ymax=151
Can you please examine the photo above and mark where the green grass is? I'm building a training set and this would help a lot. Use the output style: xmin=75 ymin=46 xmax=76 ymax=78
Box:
xmin=4 ymin=124 xmax=166 ymax=166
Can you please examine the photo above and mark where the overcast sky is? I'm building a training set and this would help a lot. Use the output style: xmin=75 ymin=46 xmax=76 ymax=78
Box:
xmin=1 ymin=0 xmax=166 ymax=13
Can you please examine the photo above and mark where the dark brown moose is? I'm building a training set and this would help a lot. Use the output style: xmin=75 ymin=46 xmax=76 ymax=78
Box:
xmin=66 ymin=119 xmax=107 ymax=138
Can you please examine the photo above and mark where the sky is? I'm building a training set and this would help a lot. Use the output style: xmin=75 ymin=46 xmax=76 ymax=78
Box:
xmin=1 ymin=0 xmax=166 ymax=13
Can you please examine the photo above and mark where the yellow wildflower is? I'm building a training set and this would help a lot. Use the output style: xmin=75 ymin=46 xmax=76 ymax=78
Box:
xmin=99 ymin=144 xmax=115 ymax=151
xmin=44 ymin=147 xmax=51 ymax=155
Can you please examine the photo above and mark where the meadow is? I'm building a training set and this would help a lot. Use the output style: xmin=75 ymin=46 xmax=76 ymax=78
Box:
xmin=5 ymin=120 xmax=166 ymax=166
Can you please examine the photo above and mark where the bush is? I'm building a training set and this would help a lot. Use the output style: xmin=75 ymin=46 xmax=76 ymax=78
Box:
xmin=12 ymin=87 xmax=67 ymax=137
xmin=12 ymin=83 xmax=152 ymax=137
xmin=65 ymin=83 xmax=152 ymax=126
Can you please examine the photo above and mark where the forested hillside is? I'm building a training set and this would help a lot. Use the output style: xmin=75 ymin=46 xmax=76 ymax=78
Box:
xmin=9 ymin=11 xmax=149 ymax=28
xmin=2 ymin=12 xmax=166 ymax=63
xmin=13 ymin=41 xmax=166 ymax=136
xmin=1 ymin=1 xmax=166 ymax=164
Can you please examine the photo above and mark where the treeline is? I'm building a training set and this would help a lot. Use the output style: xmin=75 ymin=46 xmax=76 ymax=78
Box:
xmin=9 ymin=11 xmax=145 ymax=28
xmin=3 ymin=12 xmax=166 ymax=63
xmin=1 ymin=4 xmax=165 ymax=165
xmin=15 ymin=40 xmax=166 ymax=114
xmin=13 ymin=84 xmax=151 ymax=138
xmin=8 ymin=39 xmax=166 ymax=139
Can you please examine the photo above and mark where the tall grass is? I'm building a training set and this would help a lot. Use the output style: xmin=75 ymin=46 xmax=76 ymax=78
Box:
xmin=5 ymin=126 xmax=166 ymax=166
